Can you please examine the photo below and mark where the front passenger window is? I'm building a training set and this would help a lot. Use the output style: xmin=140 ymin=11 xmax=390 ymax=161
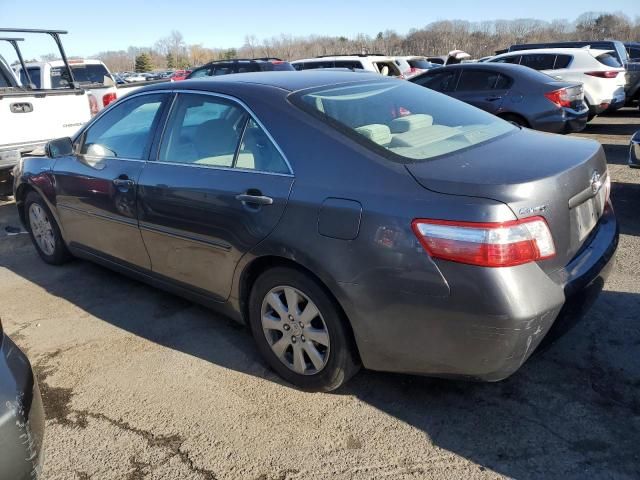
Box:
xmin=80 ymin=93 xmax=165 ymax=159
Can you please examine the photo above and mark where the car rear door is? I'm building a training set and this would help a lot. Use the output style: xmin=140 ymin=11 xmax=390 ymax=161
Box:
xmin=449 ymin=69 xmax=510 ymax=114
xmin=53 ymin=92 xmax=169 ymax=268
xmin=137 ymin=92 xmax=294 ymax=301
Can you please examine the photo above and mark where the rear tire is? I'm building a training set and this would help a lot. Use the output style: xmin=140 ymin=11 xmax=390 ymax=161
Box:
xmin=24 ymin=191 xmax=71 ymax=265
xmin=248 ymin=267 xmax=360 ymax=392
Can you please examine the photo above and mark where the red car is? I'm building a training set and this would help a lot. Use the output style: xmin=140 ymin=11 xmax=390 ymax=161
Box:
xmin=170 ymin=69 xmax=192 ymax=81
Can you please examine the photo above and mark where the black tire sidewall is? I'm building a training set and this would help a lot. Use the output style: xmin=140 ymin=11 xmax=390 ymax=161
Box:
xmin=24 ymin=191 xmax=70 ymax=265
xmin=249 ymin=267 xmax=358 ymax=392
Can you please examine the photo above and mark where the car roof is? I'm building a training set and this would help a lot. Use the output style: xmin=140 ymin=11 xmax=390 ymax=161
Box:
xmin=494 ymin=48 xmax=611 ymax=57
xmin=143 ymin=70 xmax=395 ymax=93
xmin=292 ymin=56 xmax=394 ymax=63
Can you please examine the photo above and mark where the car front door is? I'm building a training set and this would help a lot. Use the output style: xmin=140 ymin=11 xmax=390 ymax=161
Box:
xmin=53 ymin=92 xmax=169 ymax=268
xmin=137 ymin=92 xmax=294 ymax=301
xmin=451 ymin=69 xmax=511 ymax=114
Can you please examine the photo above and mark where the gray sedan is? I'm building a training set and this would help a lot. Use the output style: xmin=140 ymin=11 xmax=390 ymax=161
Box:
xmin=410 ymin=63 xmax=589 ymax=133
xmin=13 ymin=72 xmax=618 ymax=391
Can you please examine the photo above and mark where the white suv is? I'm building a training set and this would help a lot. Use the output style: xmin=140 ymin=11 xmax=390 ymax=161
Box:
xmin=291 ymin=55 xmax=402 ymax=77
xmin=489 ymin=48 xmax=626 ymax=118
xmin=393 ymin=56 xmax=436 ymax=78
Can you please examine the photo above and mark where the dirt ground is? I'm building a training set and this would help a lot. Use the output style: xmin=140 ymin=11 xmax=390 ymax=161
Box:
xmin=1 ymin=109 xmax=639 ymax=480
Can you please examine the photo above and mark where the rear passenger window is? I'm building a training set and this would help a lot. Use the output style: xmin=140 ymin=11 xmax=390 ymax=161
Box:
xmin=520 ymin=54 xmax=556 ymax=70
xmin=553 ymin=55 xmax=572 ymax=69
xmin=159 ymin=94 xmax=247 ymax=167
xmin=495 ymin=74 xmax=512 ymax=89
xmin=236 ymin=118 xmax=290 ymax=174
xmin=629 ymin=48 xmax=640 ymax=62
xmin=456 ymin=70 xmax=501 ymax=91
xmin=414 ymin=71 xmax=457 ymax=92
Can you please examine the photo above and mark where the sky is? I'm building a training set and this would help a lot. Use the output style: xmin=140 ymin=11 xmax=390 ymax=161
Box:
xmin=0 ymin=0 xmax=638 ymax=59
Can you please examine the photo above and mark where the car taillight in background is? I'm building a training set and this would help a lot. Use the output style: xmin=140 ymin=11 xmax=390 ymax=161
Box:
xmin=102 ymin=92 xmax=117 ymax=107
xmin=544 ymin=87 xmax=582 ymax=108
xmin=412 ymin=217 xmax=556 ymax=267
xmin=88 ymin=93 xmax=99 ymax=116
xmin=585 ymin=71 xmax=620 ymax=78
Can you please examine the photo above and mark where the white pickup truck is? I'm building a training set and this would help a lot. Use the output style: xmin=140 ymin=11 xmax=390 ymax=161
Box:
xmin=14 ymin=58 xmax=146 ymax=111
xmin=0 ymin=28 xmax=94 ymax=195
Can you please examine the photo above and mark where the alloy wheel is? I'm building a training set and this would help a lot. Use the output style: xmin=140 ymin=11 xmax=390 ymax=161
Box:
xmin=28 ymin=203 xmax=56 ymax=256
xmin=260 ymin=286 xmax=330 ymax=375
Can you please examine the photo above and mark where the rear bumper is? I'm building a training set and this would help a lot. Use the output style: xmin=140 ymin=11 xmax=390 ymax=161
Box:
xmin=531 ymin=107 xmax=588 ymax=134
xmin=340 ymin=204 xmax=618 ymax=381
xmin=0 ymin=336 xmax=44 ymax=480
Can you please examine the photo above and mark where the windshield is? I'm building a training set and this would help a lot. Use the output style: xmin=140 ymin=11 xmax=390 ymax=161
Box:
xmin=51 ymin=64 xmax=112 ymax=88
xmin=292 ymin=80 xmax=514 ymax=162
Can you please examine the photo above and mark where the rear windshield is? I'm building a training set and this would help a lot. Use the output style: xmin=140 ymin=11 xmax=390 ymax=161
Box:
xmin=408 ymin=59 xmax=433 ymax=69
xmin=292 ymin=80 xmax=514 ymax=162
xmin=595 ymin=53 xmax=622 ymax=68
xmin=51 ymin=64 xmax=112 ymax=88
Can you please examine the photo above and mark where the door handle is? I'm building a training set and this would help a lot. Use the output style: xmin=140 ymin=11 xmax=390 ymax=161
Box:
xmin=235 ymin=193 xmax=273 ymax=206
xmin=113 ymin=176 xmax=135 ymax=191
xmin=485 ymin=96 xmax=502 ymax=101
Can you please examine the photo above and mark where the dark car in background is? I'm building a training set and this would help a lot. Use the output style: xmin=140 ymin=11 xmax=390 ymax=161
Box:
xmin=410 ymin=63 xmax=589 ymax=133
xmin=13 ymin=72 xmax=617 ymax=392
xmin=187 ymin=58 xmax=294 ymax=79
xmin=0 ymin=318 xmax=45 ymax=479
xmin=629 ymin=130 xmax=640 ymax=168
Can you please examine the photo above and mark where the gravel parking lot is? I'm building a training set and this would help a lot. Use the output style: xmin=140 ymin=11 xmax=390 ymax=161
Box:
xmin=1 ymin=110 xmax=639 ymax=480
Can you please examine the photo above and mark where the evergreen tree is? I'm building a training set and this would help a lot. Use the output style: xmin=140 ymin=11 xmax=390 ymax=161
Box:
xmin=135 ymin=53 xmax=153 ymax=72
xmin=165 ymin=52 xmax=175 ymax=69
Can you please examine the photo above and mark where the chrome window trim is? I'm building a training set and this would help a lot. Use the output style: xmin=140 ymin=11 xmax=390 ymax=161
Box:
xmin=118 ymin=88 xmax=295 ymax=176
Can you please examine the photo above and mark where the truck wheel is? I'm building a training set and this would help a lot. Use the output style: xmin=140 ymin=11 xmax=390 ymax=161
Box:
xmin=24 ymin=191 xmax=71 ymax=265
xmin=248 ymin=267 xmax=360 ymax=392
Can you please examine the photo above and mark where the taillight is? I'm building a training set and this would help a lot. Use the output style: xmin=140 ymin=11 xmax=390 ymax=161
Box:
xmin=88 ymin=93 xmax=99 ymax=116
xmin=102 ymin=92 xmax=117 ymax=107
xmin=412 ymin=217 xmax=556 ymax=267
xmin=544 ymin=88 xmax=572 ymax=108
xmin=585 ymin=71 xmax=619 ymax=78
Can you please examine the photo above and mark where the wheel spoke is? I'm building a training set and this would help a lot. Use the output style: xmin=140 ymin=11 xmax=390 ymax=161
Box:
xmin=266 ymin=292 xmax=288 ymax=319
xmin=270 ymin=336 xmax=290 ymax=359
xmin=292 ymin=343 xmax=306 ymax=374
xmin=284 ymin=287 xmax=299 ymax=316
xmin=262 ymin=314 xmax=284 ymax=332
xmin=305 ymin=328 xmax=329 ymax=347
xmin=298 ymin=302 xmax=319 ymax=326
xmin=303 ymin=342 xmax=324 ymax=370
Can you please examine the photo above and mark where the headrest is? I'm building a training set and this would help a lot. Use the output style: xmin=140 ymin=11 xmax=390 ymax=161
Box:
xmin=355 ymin=124 xmax=392 ymax=146
xmin=390 ymin=114 xmax=434 ymax=133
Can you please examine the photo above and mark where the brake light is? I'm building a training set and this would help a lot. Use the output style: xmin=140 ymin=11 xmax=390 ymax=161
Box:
xmin=585 ymin=71 xmax=619 ymax=78
xmin=412 ymin=217 xmax=556 ymax=267
xmin=544 ymin=88 xmax=572 ymax=108
xmin=88 ymin=93 xmax=99 ymax=116
xmin=102 ymin=92 xmax=117 ymax=107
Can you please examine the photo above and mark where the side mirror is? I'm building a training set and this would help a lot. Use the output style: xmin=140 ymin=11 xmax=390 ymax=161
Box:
xmin=45 ymin=137 xmax=74 ymax=158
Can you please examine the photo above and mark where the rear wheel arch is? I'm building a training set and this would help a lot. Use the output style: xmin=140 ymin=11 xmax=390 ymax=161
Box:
xmin=498 ymin=112 xmax=530 ymax=128
xmin=239 ymin=255 xmax=361 ymax=363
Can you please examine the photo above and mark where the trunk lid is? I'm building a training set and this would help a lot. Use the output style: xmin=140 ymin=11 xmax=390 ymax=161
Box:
xmin=405 ymin=129 xmax=609 ymax=273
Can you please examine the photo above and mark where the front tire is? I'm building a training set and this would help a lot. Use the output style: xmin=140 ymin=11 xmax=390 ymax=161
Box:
xmin=248 ymin=267 xmax=360 ymax=392
xmin=24 ymin=191 xmax=71 ymax=265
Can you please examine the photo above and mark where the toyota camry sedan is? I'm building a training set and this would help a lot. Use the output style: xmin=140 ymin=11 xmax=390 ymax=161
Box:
xmin=13 ymin=71 xmax=618 ymax=391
